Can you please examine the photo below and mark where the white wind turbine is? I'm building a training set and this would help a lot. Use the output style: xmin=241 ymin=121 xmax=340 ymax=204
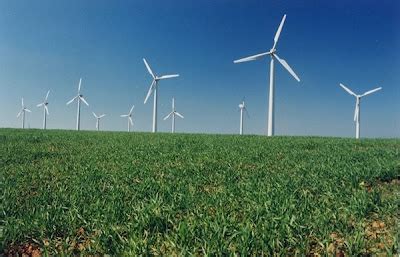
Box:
xmin=339 ymin=83 xmax=382 ymax=139
xmin=143 ymin=58 xmax=179 ymax=133
xmin=37 ymin=90 xmax=50 ymax=129
xmin=120 ymin=105 xmax=135 ymax=132
xmin=17 ymin=98 xmax=31 ymax=129
xmin=234 ymin=14 xmax=300 ymax=136
xmin=238 ymin=99 xmax=249 ymax=135
xmin=66 ymin=78 xmax=89 ymax=131
xmin=92 ymin=112 xmax=106 ymax=131
xmin=163 ymin=98 xmax=184 ymax=133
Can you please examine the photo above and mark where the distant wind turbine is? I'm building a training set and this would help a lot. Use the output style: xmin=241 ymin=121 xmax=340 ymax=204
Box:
xmin=163 ymin=98 xmax=184 ymax=133
xmin=120 ymin=105 xmax=135 ymax=132
xmin=234 ymin=14 xmax=300 ymax=136
xmin=143 ymin=58 xmax=179 ymax=133
xmin=17 ymin=98 xmax=31 ymax=129
xmin=339 ymin=83 xmax=382 ymax=139
xmin=92 ymin=112 xmax=106 ymax=131
xmin=37 ymin=90 xmax=50 ymax=129
xmin=66 ymin=78 xmax=89 ymax=131
xmin=238 ymin=99 xmax=249 ymax=135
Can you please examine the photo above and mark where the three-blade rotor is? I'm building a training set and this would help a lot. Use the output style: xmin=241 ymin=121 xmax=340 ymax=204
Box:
xmin=164 ymin=98 xmax=184 ymax=120
xmin=17 ymin=98 xmax=31 ymax=117
xmin=143 ymin=58 xmax=180 ymax=104
xmin=37 ymin=90 xmax=50 ymax=115
xmin=93 ymin=112 xmax=106 ymax=119
xmin=339 ymin=83 xmax=382 ymax=121
xmin=67 ymin=78 xmax=89 ymax=106
xmin=233 ymin=14 xmax=300 ymax=82
xmin=238 ymin=99 xmax=250 ymax=118
xmin=120 ymin=105 xmax=134 ymax=125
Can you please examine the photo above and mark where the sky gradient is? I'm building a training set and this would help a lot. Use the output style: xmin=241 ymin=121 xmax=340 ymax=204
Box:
xmin=0 ymin=0 xmax=399 ymax=137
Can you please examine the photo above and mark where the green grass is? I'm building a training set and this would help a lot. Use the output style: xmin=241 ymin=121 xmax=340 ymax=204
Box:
xmin=1 ymin=128 xmax=399 ymax=255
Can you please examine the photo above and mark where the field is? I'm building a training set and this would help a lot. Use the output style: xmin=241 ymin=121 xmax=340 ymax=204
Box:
xmin=1 ymin=129 xmax=399 ymax=256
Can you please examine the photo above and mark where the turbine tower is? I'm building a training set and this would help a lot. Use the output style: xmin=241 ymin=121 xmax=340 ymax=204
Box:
xmin=37 ymin=90 xmax=50 ymax=129
xmin=163 ymin=98 xmax=184 ymax=133
xmin=17 ymin=98 xmax=31 ymax=129
xmin=92 ymin=112 xmax=106 ymax=131
xmin=120 ymin=105 xmax=135 ymax=132
xmin=339 ymin=83 xmax=382 ymax=139
xmin=238 ymin=99 xmax=249 ymax=135
xmin=66 ymin=78 xmax=89 ymax=131
xmin=234 ymin=14 xmax=300 ymax=136
xmin=143 ymin=58 xmax=179 ymax=133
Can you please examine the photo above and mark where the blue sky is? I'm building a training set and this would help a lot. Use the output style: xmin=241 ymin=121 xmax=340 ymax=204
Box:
xmin=0 ymin=0 xmax=399 ymax=137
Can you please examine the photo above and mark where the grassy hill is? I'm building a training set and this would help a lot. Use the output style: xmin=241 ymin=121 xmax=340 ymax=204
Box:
xmin=1 ymin=129 xmax=399 ymax=255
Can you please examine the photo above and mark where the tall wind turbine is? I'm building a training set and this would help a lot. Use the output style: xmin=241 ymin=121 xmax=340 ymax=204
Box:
xmin=92 ymin=112 xmax=106 ymax=131
xmin=163 ymin=98 xmax=184 ymax=133
xmin=120 ymin=105 xmax=135 ymax=132
xmin=339 ymin=83 xmax=382 ymax=139
xmin=234 ymin=14 xmax=300 ymax=136
xmin=143 ymin=58 xmax=179 ymax=133
xmin=66 ymin=78 xmax=89 ymax=131
xmin=17 ymin=98 xmax=31 ymax=129
xmin=238 ymin=99 xmax=249 ymax=135
xmin=37 ymin=90 xmax=50 ymax=129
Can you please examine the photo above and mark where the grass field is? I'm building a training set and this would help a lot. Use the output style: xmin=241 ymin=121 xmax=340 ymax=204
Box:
xmin=1 ymin=129 xmax=399 ymax=256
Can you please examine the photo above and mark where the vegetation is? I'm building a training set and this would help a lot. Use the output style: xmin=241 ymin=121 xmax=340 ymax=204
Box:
xmin=1 ymin=129 xmax=399 ymax=256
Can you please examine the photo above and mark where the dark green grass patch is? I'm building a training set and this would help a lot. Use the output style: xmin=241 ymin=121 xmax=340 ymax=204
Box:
xmin=1 ymin=129 xmax=399 ymax=255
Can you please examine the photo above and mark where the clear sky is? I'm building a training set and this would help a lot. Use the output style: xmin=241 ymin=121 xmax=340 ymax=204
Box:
xmin=0 ymin=0 xmax=399 ymax=137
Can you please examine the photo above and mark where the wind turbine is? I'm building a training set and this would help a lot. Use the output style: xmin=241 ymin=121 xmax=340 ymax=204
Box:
xmin=339 ymin=83 xmax=382 ymax=139
xmin=163 ymin=98 xmax=184 ymax=133
xmin=37 ymin=90 xmax=50 ymax=129
xmin=17 ymin=98 xmax=31 ymax=129
xmin=92 ymin=112 xmax=106 ymax=131
xmin=120 ymin=105 xmax=135 ymax=132
xmin=234 ymin=14 xmax=300 ymax=136
xmin=143 ymin=58 xmax=179 ymax=133
xmin=238 ymin=98 xmax=249 ymax=135
xmin=66 ymin=78 xmax=89 ymax=131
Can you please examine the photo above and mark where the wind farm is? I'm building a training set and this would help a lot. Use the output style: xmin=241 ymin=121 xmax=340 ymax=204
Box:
xmin=1 ymin=1 xmax=399 ymax=256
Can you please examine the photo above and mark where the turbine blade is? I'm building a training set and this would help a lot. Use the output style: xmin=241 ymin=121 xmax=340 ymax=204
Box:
xmin=272 ymin=14 xmax=287 ymax=50
xmin=21 ymin=98 xmax=24 ymax=107
xmin=163 ymin=112 xmax=173 ymax=120
xmin=78 ymin=78 xmax=82 ymax=93
xmin=144 ymin=80 xmax=156 ymax=104
xmin=129 ymin=117 xmax=133 ymax=126
xmin=99 ymin=114 xmax=106 ymax=118
xmin=273 ymin=53 xmax=300 ymax=82
xmin=158 ymin=74 xmax=179 ymax=80
xmin=37 ymin=103 xmax=44 ymax=107
xmin=129 ymin=105 xmax=135 ymax=115
xmin=143 ymin=58 xmax=155 ymax=78
xmin=120 ymin=114 xmax=128 ymax=117
xmin=45 ymin=90 xmax=50 ymax=100
xmin=339 ymin=83 xmax=357 ymax=97
xmin=175 ymin=112 xmax=184 ymax=119
xmin=92 ymin=112 xmax=98 ymax=118
xmin=361 ymin=87 xmax=382 ymax=97
xmin=233 ymin=51 xmax=271 ymax=63
xmin=245 ymin=108 xmax=250 ymax=118
xmin=80 ymin=96 xmax=89 ymax=106
xmin=66 ymin=96 xmax=77 ymax=105
xmin=25 ymin=108 xmax=31 ymax=113
xmin=17 ymin=110 xmax=22 ymax=117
